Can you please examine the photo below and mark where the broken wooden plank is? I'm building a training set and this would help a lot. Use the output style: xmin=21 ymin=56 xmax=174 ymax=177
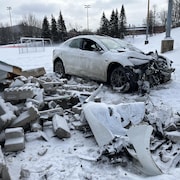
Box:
xmin=0 ymin=61 xmax=22 ymax=82
xmin=0 ymin=61 xmax=22 ymax=75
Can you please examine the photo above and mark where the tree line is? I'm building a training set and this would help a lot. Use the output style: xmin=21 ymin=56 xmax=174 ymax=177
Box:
xmin=0 ymin=1 xmax=180 ymax=45
xmin=98 ymin=5 xmax=126 ymax=39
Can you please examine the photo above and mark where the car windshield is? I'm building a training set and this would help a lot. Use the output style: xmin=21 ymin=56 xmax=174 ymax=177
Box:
xmin=99 ymin=37 xmax=122 ymax=50
xmin=98 ymin=36 xmax=143 ymax=53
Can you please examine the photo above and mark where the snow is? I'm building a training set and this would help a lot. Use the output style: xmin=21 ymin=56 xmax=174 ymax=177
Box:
xmin=0 ymin=28 xmax=180 ymax=179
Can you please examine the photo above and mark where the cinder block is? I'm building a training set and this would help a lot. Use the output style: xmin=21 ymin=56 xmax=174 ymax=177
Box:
xmin=10 ymin=106 xmax=39 ymax=128
xmin=52 ymin=114 xmax=71 ymax=138
xmin=4 ymin=86 xmax=34 ymax=101
xmin=4 ymin=127 xmax=25 ymax=152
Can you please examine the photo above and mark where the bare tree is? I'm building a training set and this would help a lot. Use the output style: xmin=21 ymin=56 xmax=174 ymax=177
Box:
xmin=18 ymin=14 xmax=42 ymax=37
xmin=159 ymin=9 xmax=167 ymax=27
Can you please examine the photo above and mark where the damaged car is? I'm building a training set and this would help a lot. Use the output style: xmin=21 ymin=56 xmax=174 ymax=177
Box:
xmin=53 ymin=35 xmax=175 ymax=92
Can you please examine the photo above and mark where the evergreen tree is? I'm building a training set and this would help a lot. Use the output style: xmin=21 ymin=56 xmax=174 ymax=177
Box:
xmin=51 ymin=15 xmax=59 ymax=43
xmin=109 ymin=9 xmax=119 ymax=37
xmin=114 ymin=9 xmax=119 ymax=37
xmin=57 ymin=11 xmax=67 ymax=41
xmin=109 ymin=10 xmax=116 ymax=37
xmin=41 ymin=16 xmax=51 ymax=39
xmin=99 ymin=12 xmax=109 ymax=35
xmin=119 ymin=5 xmax=127 ymax=39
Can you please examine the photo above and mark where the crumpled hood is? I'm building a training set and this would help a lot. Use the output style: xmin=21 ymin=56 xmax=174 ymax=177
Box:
xmin=126 ymin=51 xmax=154 ymax=65
xmin=111 ymin=49 xmax=154 ymax=66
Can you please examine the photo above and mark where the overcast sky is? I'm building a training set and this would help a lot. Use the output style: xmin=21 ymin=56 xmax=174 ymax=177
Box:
xmin=0 ymin=0 xmax=168 ymax=31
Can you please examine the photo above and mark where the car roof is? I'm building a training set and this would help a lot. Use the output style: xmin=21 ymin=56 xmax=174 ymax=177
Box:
xmin=69 ymin=35 xmax=111 ymax=41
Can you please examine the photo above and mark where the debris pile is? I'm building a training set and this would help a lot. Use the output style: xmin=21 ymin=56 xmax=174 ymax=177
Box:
xmin=0 ymin=72 xmax=179 ymax=178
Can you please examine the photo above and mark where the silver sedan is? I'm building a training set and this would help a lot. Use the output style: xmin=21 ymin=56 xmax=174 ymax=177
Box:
xmin=53 ymin=35 xmax=174 ymax=92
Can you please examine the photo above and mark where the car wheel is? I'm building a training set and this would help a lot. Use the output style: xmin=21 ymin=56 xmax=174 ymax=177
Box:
xmin=110 ymin=66 xmax=128 ymax=87
xmin=54 ymin=60 xmax=65 ymax=77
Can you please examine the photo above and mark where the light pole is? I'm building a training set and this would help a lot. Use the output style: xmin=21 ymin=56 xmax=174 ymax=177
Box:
xmin=161 ymin=0 xmax=174 ymax=53
xmin=145 ymin=0 xmax=150 ymax=44
xmin=166 ymin=0 xmax=173 ymax=38
xmin=7 ymin=6 xmax=12 ymax=27
xmin=84 ymin=5 xmax=90 ymax=31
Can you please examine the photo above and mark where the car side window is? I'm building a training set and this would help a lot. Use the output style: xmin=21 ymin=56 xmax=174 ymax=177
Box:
xmin=69 ymin=39 xmax=81 ymax=49
xmin=82 ymin=39 xmax=99 ymax=51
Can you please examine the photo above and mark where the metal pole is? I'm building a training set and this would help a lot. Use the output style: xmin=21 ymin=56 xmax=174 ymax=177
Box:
xmin=84 ymin=5 xmax=90 ymax=30
xmin=166 ymin=0 xmax=173 ymax=38
xmin=145 ymin=0 xmax=150 ymax=44
xmin=7 ymin=6 xmax=12 ymax=27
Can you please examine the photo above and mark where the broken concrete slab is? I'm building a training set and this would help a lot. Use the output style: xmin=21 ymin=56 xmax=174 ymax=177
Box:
xmin=9 ymin=78 xmax=25 ymax=87
xmin=39 ymin=107 xmax=63 ymax=119
xmin=127 ymin=125 xmax=162 ymax=176
xmin=52 ymin=114 xmax=71 ymax=138
xmin=62 ymin=84 xmax=98 ymax=92
xmin=21 ymin=67 xmax=46 ymax=78
xmin=165 ymin=131 xmax=180 ymax=143
xmin=83 ymin=102 xmax=145 ymax=146
xmin=41 ymin=81 xmax=64 ymax=93
xmin=10 ymin=106 xmax=39 ymax=128
xmin=4 ymin=127 xmax=25 ymax=152
xmin=85 ymin=84 xmax=103 ymax=103
xmin=0 ymin=146 xmax=11 ymax=180
xmin=0 ymin=97 xmax=17 ymax=131
xmin=25 ymin=131 xmax=49 ymax=142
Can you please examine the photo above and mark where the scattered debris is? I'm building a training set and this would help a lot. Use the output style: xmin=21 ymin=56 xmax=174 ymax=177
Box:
xmin=0 ymin=69 xmax=179 ymax=178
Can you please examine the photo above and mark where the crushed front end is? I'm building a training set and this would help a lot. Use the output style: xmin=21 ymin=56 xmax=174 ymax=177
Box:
xmin=122 ymin=51 xmax=175 ymax=93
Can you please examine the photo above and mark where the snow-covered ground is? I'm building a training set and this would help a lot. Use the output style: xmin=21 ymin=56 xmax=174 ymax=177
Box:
xmin=0 ymin=28 xmax=180 ymax=180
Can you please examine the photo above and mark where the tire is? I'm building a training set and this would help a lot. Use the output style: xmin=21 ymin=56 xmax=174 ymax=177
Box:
xmin=110 ymin=66 xmax=137 ymax=92
xmin=54 ymin=60 xmax=65 ymax=77
xmin=110 ymin=66 xmax=128 ymax=88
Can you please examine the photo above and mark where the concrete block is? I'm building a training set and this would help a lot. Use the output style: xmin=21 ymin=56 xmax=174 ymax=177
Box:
xmin=4 ymin=86 xmax=34 ymax=101
xmin=4 ymin=127 xmax=25 ymax=152
xmin=21 ymin=67 xmax=46 ymax=78
xmin=52 ymin=114 xmax=71 ymax=138
xmin=0 ymin=146 xmax=11 ymax=180
xmin=10 ymin=106 xmax=39 ymax=128
xmin=161 ymin=39 xmax=174 ymax=53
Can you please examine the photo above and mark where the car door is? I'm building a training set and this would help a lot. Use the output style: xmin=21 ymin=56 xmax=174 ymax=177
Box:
xmin=61 ymin=38 xmax=84 ymax=75
xmin=78 ymin=38 xmax=108 ymax=82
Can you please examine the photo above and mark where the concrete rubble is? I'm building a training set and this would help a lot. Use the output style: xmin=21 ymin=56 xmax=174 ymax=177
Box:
xmin=4 ymin=127 xmax=25 ymax=152
xmin=0 ymin=69 xmax=179 ymax=178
